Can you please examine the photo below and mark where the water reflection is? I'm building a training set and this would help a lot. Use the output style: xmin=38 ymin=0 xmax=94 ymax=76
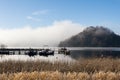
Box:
xmin=0 ymin=54 xmax=75 ymax=63
xmin=70 ymin=50 xmax=120 ymax=59
xmin=0 ymin=47 xmax=120 ymax=61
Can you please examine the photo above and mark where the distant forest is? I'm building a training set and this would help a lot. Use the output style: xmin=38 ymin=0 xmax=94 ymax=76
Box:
xmin=59 ymin=26 xmax=120 ymax=47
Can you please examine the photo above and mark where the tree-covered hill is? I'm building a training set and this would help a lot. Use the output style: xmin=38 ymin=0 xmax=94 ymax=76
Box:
xmin=59 ymin=26 xmax=120 ymax=47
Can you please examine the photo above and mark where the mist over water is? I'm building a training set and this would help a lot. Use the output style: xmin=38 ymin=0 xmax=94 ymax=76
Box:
xmin=0 ymin=20 xmax=85 ymax=47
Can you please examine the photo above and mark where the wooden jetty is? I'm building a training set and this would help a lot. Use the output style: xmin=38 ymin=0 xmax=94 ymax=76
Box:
xmin=0 ymin=48 xmax=54 ymax=57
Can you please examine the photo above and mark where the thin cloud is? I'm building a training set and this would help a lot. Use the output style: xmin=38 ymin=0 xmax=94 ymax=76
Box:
xmin=27 ymin=16 xmax=33 ymax=19
xmin=0 ymin=20 xmax=85 ymax=47
xmin=26 ymin=10 xmax=48 ymax=22
xmin=32 ymin=10 xmax=48 ymax=15
xmin=26 ymin=16 xmax=41 ymax=22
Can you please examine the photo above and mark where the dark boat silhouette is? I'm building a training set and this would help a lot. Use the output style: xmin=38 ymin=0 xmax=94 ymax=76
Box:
xmin=58 ymin=47 xmax=70 ymax=55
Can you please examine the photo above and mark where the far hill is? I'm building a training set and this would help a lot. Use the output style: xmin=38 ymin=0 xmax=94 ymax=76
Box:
xmin=59 ymin=26 xmax=120 ymax=47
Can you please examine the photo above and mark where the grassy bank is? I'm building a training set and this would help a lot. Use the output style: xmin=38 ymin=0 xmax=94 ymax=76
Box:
xmin=0 ymin=58 xmax=120 ymax=73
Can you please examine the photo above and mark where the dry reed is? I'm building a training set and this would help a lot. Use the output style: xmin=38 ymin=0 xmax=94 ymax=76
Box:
xmin=0 ymin=71 xmax=120 ymax=80
xmin=0 ymin=58 xmax=120 ymax=74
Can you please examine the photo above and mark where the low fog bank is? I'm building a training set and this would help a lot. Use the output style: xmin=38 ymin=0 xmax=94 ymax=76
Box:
xmin=0 ymin=20 xmax=85 ymax=47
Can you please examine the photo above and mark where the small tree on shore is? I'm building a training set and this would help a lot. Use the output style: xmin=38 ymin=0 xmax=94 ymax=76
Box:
xmin=0 ymin=44 xmax=7 ymax=49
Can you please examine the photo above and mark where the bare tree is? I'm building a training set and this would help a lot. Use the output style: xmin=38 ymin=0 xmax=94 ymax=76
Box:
xmin=0 ymin=44 xmax=7 ymax=49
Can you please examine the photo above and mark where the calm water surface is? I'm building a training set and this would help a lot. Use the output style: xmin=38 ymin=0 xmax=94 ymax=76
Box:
xmin=0 ymin=47 xmax=120 ymax=62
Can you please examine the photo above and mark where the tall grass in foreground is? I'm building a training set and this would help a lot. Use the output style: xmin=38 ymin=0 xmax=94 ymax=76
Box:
xmin=0 ymin=71 xmax=120 ymax=80
xmin=0 ymin=58 xmax=120 ymax=73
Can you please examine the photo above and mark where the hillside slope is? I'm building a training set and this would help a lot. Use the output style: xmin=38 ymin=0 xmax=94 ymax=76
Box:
xmin=59 ymin=26 xmax=120 ymax=47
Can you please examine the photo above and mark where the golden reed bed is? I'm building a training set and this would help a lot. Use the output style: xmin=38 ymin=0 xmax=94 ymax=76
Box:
xmin=0 ymin=58 xmax=120 ymax=80
xmin=0 ymin=71 xmax=120 ymax=80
